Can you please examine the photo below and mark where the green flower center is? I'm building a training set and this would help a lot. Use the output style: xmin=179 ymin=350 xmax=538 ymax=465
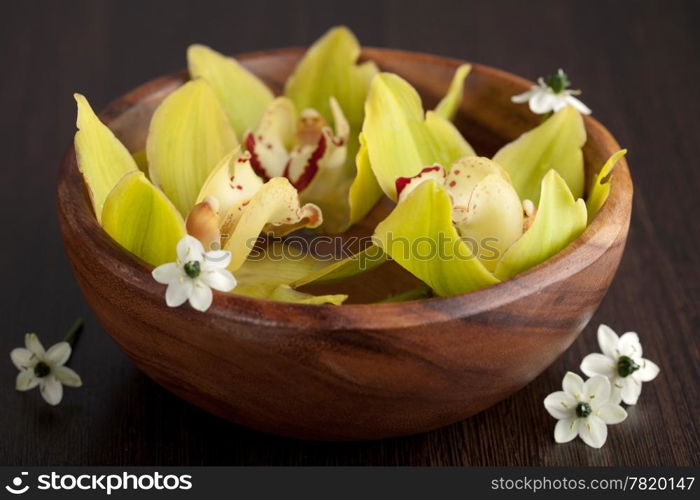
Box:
xmin=617 ymin=355 xmax=640 ymax=377
xmin=545 ymin=71 xmax=570 ymax=94
xmin=575 ymin=402 xmax=592 ymax=418
xmin=183 ymin=260 xmax=201 ymax=278
xmin=33 ymin=361 xmax=51 ymax=378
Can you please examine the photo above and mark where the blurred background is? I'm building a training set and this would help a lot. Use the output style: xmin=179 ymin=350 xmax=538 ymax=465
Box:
xmin=1 ymin=0 xmax=698 ymax=465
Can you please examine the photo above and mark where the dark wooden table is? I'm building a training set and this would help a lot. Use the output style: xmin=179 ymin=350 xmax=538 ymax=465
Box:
xmin=1 ymin=0 xmax=698 ymax=466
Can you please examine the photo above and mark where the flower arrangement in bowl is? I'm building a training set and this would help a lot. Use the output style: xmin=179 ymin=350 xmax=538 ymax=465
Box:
xmin=57 ymin=26 xmax=632 ymax=440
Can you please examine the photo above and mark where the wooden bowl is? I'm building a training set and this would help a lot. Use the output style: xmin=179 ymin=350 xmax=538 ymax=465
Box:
xmin=57 ymin=48 xmax=632 ymax=440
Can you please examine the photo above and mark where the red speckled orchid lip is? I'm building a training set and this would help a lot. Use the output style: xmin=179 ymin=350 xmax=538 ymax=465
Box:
xmin=245 ymin=132 xmax=270 ymax=181
xmin=244 ymin=97 xmax=350 ymax=195
xmin=395 ymin=164 xmax=445 ymax=198
xmin=285 ymin=133 xmax=327 ymax=192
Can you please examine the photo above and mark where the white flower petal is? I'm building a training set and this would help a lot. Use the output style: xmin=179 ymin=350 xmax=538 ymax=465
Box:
xmin=635 ymin=358 xmax=660 ymax=382
xmin=189 ymin=282 xmax=213 ymax=312
xmin=203 ymin=250 xmax=231 ymax=269
xmin=16 ymin=370 xmax=39 ymax=391
xmin=565 ymin=94 xmax=592 ymax=115
xmin=596 ymin=404 xmax=627 ymax=425
xmin=200 ymin=269 xmax=237 ymax=292
xmin=10 ymin=348 xmax=36 ymax=370
xmin=177 ymin=234 xmax=205 ymax=263
xmin=562 ymin=371 xmax=584 ymax=398
xmin=583 ymin=375 xmax=611 ymax=409
xmin=53 ymin=366 xmax=82 ymax=387
xmin=529 ymin=90 xmax=558 ymax=114
xmin=152 ymin=262 xmax=182 ymax=284
xmin=580 ymin=353 xmax=616 ymax=378
xmin=25 ymin=333 xmax=45 ymax=357
xmin=610 ymin=377 xmax=624 ymax=405
xmin=578 ymin=415 xmax=608 ymax=448
xmin=165 ymin=280 xmax=193 ymax=307
xmin=597 ymin=324 xmax=619 ymax=358
xmin=40 ymin=376 xmax=63 ymax=406
xmin=550 ymin=95 xmax=572 ymax=112
xmin=554 ymin=418 xmax=579 ymax=443
xmin=45 ymin=342 xmax=71 ymax=367
xmin=544 ymin=391 xmax=577 ymax=419
xmin=511 ymin=88 xmax=538 ymax=103
xmin=618 ymin=332 xmax=642 ymax=359
xmin=620 ymin=376 xmax=642 ymax=405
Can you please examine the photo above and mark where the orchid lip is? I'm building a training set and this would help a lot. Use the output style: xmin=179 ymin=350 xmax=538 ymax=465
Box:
xmin=287 ymin=134 xmax=326 ymax=192
xmin=245 ymin=133 xmax=270 ymax=182
xmin=395 ymin=165 xmax=445 ymax=197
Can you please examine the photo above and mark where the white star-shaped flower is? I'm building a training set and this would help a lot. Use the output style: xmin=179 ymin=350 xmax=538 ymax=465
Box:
xmin=581 ymin=324 xmax=660 ymax=405
xmin=152 ymin=235 xmax=237 ymax=312
xmin=544 ymin=372 xmax=627 ymax=448
xmin=10 ymin=333 xmax=82 ymax=406
xmin=512 ymin=69 xmax=591 ymax=115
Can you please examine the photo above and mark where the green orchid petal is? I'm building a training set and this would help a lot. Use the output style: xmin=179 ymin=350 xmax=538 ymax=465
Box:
xmin=147 ymin=79 xmax=239 ymax=216
xmin=187 ymin=44 xmax=274 ymax=139
xmin=434 ymin=64 xmax=471 ymax=121
xmin=284 ymin=26 xmax=378 ymax=131
xmin=587 ymin=149 xmax=627 ymax=219
xmin=232 ymin=246 xmax=346 ymax=304
xmin=373 ymin=180 xmax=499 ymax=296
xmin=348 ymin=132 xmax=384 ymax=227
xmin=493 ymin=105 xmax=585 ymax=204
xmin=363 ymin=73 xmax=445 ymax=200
xmin=223 ymin=177 xmax=322 ymax=271
xmin=494 ymin=169 xmax=587 ymax=280
xmin=73 ymin=94 xmax=138 ymax=222
xmin=363 ymin=73 xmax=475 ymax=201
xmin=101 ymin=171 xmax=186 ymax=266
xmin=269 ymin=285 xmax=347 ymax=305
xmin=425 ymin=110 xmax=475 ymax=160
xmin=233 ymin=243 xmax=331 ymax=294
xmin=378 ymin=284 xmax=433 ymax=303
xmin=290 ymin=245 xmax=387 ymax=288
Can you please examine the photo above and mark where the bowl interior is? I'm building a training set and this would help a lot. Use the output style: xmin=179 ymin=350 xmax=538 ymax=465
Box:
xmin=81 ymin=47 xmax=630 ymax=308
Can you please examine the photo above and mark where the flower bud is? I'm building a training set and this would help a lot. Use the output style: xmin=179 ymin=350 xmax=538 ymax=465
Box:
xmin=186 ymin=196 xmax=221 ymax=251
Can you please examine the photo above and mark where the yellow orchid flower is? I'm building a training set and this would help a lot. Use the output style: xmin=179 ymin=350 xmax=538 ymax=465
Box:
xmin=243 ymin=96 xmax=351 ymax=232
xmin=189 ymin=150 xmax=322 ymax=271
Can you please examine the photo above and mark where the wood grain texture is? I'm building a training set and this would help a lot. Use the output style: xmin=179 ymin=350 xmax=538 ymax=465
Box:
xmin=0 ymin=0 xmax=698 ymax=464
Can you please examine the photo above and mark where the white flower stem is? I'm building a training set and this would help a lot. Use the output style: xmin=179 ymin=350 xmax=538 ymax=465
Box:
xmin=63 ymin=318 xmax=84 ymax=348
